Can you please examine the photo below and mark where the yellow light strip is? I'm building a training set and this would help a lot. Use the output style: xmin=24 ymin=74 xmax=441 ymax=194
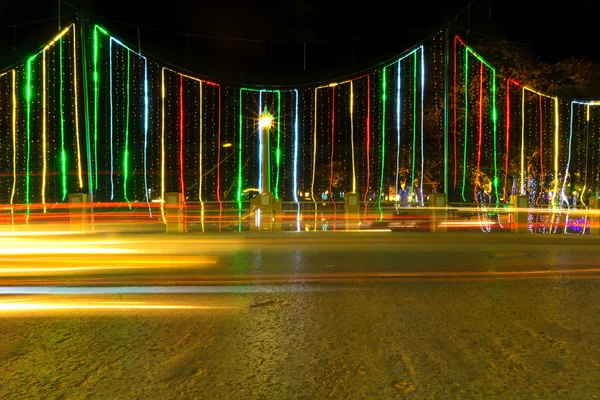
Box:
xmin=0 ymin=247 xmax=135 ymax=255
xmin=0 ymin=302 xmax=234 ymax=311
xmin=350 ymin=80 xmax=356 ymax=192
xmin=71 ymin=24 xmax=83 ymax=188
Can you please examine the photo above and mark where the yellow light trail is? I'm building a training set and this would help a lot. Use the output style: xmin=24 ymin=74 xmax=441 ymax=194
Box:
xmin=0 ymin=301 xmax=235 ymax=312
xmin=0 ymin=247 xmax=135 ymax=255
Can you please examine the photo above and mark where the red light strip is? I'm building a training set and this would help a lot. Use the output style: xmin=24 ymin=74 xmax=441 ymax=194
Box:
xmin=453 ymin=37 xmax=458 ymax=188
xmin=537 ymin=95 xmax=544 ymax=204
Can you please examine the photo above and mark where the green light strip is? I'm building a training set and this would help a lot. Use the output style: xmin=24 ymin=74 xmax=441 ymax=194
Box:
xmin=457 ymin=37 xmax=498 ymax=204
xmin=461 ymin=47 xmax=469 ymax=202
xmin=25 ymin=57 xmax=34 ymax=210
xmin=411 ymin=52 xmax=417 ymax=198
xmin=238 ymin=87 xmax=283 ymax=201
xmin=59 ymin=38 xmax=67 ymax=200
xmin=275 ymin=90 xmax=281 ymax=200
xmin=92 ymin=26 xmax=105 ymax=189
xmin=123 ymin=51 xmax=131 ymax=203
xmin=237 ymin=89 xmax=243 ymax=207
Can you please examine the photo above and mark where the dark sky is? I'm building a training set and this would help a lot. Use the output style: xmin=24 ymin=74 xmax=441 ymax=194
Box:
xmin=1 ymin=0 xmax=598 ymax=85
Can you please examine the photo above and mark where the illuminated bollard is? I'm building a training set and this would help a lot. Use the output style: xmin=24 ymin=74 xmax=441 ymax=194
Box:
xmin=510 ymin=195 xmax=528 ymax=233
xmin=428 ymin=193 xmax=447 ymax=232
xmin=68 ymin=193 xmax=89 ymax=232
xmin=344 ymin=192 xmax=360 ymax=230
xmin=590 ymin=197 xmax=599 ymax=235
xmin=250 ymin=193 xmax=281 ymax=232
xmin=165 ymin=192 xmax=183 ymax=234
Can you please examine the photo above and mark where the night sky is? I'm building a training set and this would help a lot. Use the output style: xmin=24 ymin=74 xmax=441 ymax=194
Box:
xmin=1 ymin=0 xmax=598 ymax=85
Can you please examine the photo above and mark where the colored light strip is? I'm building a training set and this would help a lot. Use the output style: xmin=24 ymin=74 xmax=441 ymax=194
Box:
xmin=97 ymin=29 xmax=150 ymax=202
xmin=455 ymin=36 xmax=498 ymax=203
xmin=537 ymin=95 xmax=544 ymax=205
xmin=108 ymin=39 xmax=114 ymax=199
xmin=365 ymin=75 xmax=371 ymax=206
xmin=198 ymin=80 xmax=203 ymax=203
xmin=275 ymin=90 xmax=281 ymax=200
xmin=395 ymin=60 xmax=401 ymax=197
xmin=0 ymin=70 xmax=17 ymax=205
xmin=419 ymin=46 xmax=425 ymax=199
xmin=179 ymin=74 xmax=185 ymax=199
xmin=582 ymin=104 xmax=590 ymax=206
xmin=381 ymin=46 xmax=423 ymax=203
xmin=380 ymin=66 xmax=386 ymax=211
xmin=25 ymin=57 xmax=32 ymax=209
xmin=160 ymin=67 xmax=166 ymax=222
xmin=258 ymin=90 xmax=263 ymax=192
xmin=507 ymin=78 xmax=559 ymax=201
xmin=350 ymin=81 xmax=356 ymax=193
xmin=313 ymin=76 xmax=368 ymax=206
xmin=461 ymin=44 xmax=468 ymax=202
xmin=453 ymin=37 xmax=458 ymax=188
xmin=293 ymin=89 xmax=299 ymax=203
xmin=59 ymin=38 xmax=67 ymax=201
xmin=311 ymin=87 xmax=318 ymax=207
xmin=71 ymin=25 xmax=83 ymax=190
xmin=562 ymin=100 xmax=600 ymax=204
xmin=330 ymin=85 xmax=336 ymax=207
xmin=473 ymin=62 xmax=483 ymax=201
xmin=159 ymin=67 xmax=219 ymax=208
xmin=123 ymin=51 xmax=131 ymax=204
xmin=239 ymin=88 xmax=286 ymax=198
xmin=42 ymin=49 xmax=47 ymax=209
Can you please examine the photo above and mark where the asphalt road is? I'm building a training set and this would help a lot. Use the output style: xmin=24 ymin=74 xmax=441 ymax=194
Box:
xmin=1 ymin=231 xmax=599 ymax=399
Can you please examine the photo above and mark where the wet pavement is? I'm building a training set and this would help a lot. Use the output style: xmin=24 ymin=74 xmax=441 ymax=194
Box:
xmin=0 ymin=232 xmax=599 ymax=399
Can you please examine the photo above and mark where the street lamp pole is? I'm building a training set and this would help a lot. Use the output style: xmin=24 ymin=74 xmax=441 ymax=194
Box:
xmin=259 ymin=109 xmax=273 ymax=194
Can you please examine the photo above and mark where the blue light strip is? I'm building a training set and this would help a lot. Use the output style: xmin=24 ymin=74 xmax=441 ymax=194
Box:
xmin=106 ymin=35 xmax=148 ymax=202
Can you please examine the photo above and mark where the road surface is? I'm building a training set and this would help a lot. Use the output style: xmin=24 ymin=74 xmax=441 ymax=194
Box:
xmin=0 ymin=231 xmax=599 ymax=399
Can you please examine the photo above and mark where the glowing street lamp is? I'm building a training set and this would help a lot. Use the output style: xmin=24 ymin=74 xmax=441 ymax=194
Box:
xmin=259 ymin=108 xmax=273 ymax=193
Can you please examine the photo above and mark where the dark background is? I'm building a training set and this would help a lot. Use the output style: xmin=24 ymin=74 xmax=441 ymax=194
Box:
xmin=0 ymin=0 xmax=598 ymax=85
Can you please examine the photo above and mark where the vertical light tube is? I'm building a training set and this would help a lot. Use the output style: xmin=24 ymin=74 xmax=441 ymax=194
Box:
xmin=453 ymin=37 xmax=458 ymax=188
xmin=461 ymin=47 xmax=468 ymax=202
xmin=538 ymin=95 xmax=544 ymax=204
xmin=329 ymin=86 xmax=335 ymax=206
xmin=520 ymin=87 xmax=525 ymax=194
xmin=275 ymin=90 xmax=281 ymax=199
xmin=25 ymin=57 xmax=33 ymax=210
xmin=143 ymin=57 xmax=149 ymax=208
xmin=395 ymin=60 xmax=401 ymax=198
xmin=160 ymin=67 xmax=166 ymax=222
xmin=72 ymin=24 xmax=83 ymax=189
xmin=552 ymin=97 xmax=559 ymax=205
xmin=311 ymin=88 xmax=318 ymax=207
xmin=198 ymin=81 xmax=203 ymax=203
xmin=42 ymin=49 xmax=47 ymax=209
xmin=123 ymin=51 xmax=131 ymax=203
xmin=411 ymin=52 xmax=417 ymax=198
xmin=420 ymin=46 xmax=425 ymax=200
xmin=179 ymin=74 xmax=185 ymax=199
xmin=350 ymin=81 xmax=356 ymax=193
xmin=379 ymin=67 xmax=387 ymax=211
xmin=59 ymin=38 xmax=67 ymax=201
xmin=10 ymin=70 xmax=17 ymax=205
xmin=293 ymin=89 xmax=299 ymax=203
xmin=237 ymin=89 xmax=243 ymax=206
xmin=581 ymin=104 xmax=590 ymax=206
xmin=474 ymin=62 xmax=483 ymax=200
xmin=505 ymin=80 xmax=512 ymax=201
xmin=443 ymin=27 xmax=449 ymax=194
xmin=93 ymin=26 xmax=99 ymax=189
xmin=562 ymin=101 xmax=575 ymax=203
xmin=258 ymin=90 xmax=263 ymax=192
xmin=109 ymin=40 xmax=115 ymax=199
xmin=491 ymin=69 xmax=499 ymax=203
xmin=364 ymin=75 xmax=371 ymax=205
